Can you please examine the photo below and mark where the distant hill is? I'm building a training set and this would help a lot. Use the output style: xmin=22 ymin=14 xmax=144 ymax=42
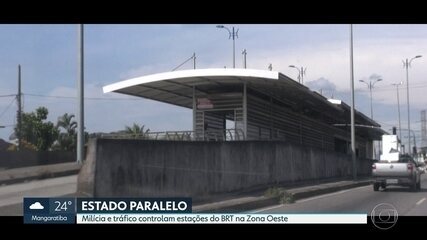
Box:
xmin=0 ymin=139 xmax=13 ymax=151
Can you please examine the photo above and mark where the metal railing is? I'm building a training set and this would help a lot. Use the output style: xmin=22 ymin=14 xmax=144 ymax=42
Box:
xmin=97 ymin=129 xmax=246 ymax=141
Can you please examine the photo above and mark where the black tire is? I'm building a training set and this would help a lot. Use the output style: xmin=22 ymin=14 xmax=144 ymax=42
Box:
xmin=411 ymin=179 xmax=418 ymax=192
xmin=373 ymin=183 xmax=380 ymax=191
xmin=381 ymin=182 xmax=386 ymax=189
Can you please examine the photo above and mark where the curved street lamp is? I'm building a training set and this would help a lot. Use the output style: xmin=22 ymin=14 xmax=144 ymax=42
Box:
xmin=359 ymin=78 xmax=382 ymax=119
xmin=216 ymin=25 xmax=239 ymax=68
xmin=403 ymin=55 xmax=422 ymax=154
xmin=289 ymin=65 xmax=306 ymax=84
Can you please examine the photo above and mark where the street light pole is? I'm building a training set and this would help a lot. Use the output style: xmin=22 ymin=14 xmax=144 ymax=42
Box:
xmin=242 ymin=49 xmax=247 ymax=69
xmin=403 ymin=55 xmax=422 ymax=155
xmin=349 ymin=24 xmax=356 ymax=180
xmin=369 ymin=82 xmax=373 ymax=119
xmin=300 ymin=67 xmax=306 ymax=84
xmin=359 ymin=78 xmax=382 ymax=161
xmin=359 ymin=78 xmax=382 ymax=119
xmin=17 ymin=65 xmax=22 ymax=151
xmin=401 ymin=128 xmax=417 ymax=155
xmin=77 ymin=24 xmax=85 ymax=164
xmin=289 ymin=65 xmax=306 ymax=84
xmin=232 ymin=27 xmax=235 ymax=69
xmin=216 ymin=25 xmax=239 ymax=68
xmin=392 ymin=82 xmax=403 ymax=144
xmin=413 ymin=132 xmax=416 ymax=155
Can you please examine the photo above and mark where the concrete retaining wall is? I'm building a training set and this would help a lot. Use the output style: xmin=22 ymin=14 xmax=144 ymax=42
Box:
xmin=78 ymin=139 xmax=372 ymax=200
xmin=0 ymin=151 xmax=75 ymax=170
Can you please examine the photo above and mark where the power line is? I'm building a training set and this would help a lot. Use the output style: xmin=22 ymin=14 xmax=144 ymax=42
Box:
xmin=172 ymin=53 xmax=196 ymax=71
xmin=11 ymin=81 xmax=427 ymax=102
xmin=24 ymin=93 xmax=143 ymax=101
xmin=358 ymin=83 xmax=427 ymax=92
xmin=0 ymin=94 xmax=15 ymax=98
xmin=373 ymin=119 xmax=396 ymax=126
xmin=0 ymin=97 xmax=16 ymax=120
xmin=376 ymin=119 xmax=422 ymax=129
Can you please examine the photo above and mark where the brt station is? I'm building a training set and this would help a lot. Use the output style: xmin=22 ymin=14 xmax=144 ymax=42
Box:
xmin=77 ymin=68 xmax=387 ymax=198
xmin=103 ymin=68 xmax=385 ymax=159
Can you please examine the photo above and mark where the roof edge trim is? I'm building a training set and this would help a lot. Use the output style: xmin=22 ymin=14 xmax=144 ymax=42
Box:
xmin=103 ymin=68 xmax=279 ymax=93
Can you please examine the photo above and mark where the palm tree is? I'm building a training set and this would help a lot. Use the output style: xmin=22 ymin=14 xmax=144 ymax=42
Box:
xmin=124 ymin=123 xmax=150 ymax=138
xmin=57 ymin=113 xmax=77 ymax=135
xmin=56 ymin=113 xmax=77 ymax=151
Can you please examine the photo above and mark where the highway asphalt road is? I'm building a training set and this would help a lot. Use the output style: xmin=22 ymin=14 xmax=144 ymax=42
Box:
xmin=1 ymin=174 xmax=427 ymax=217
xmin=0 ymin=175 xmax=77 ymax=216
xmin=253 ymin=175 xmax=427 ymax=216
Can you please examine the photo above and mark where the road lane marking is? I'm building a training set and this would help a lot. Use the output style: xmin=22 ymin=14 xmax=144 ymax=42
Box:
xmin=297 ymin=185 xmax=370 ymax=203
xmin=250 ymin=204 xmax=284 ymax=213
xmin=250 ymin=185 xmax=371 ymax=213
xmin=416 ymin=198 xmax=426 ymax=205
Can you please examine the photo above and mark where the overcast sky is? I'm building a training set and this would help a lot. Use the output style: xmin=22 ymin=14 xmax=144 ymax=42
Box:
xmin=0 ymin=24 xmax=426 ymax=147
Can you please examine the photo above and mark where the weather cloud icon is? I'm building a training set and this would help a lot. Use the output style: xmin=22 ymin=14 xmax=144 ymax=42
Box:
xmin=29 ymin=202 xmax=44 ymax=210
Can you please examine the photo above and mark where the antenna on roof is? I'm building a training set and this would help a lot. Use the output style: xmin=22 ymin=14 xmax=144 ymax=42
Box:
xmin=268 ymin=64 xmax=272 ymax=71
xmin=172 ymin=53 xmax=197 ymax=71
xmin=242 ymin=49 xmax=247 ymax=69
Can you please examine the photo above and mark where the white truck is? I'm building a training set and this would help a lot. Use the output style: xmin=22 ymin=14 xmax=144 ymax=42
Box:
xmin=372 ymin=134 xmax=423 ymax=191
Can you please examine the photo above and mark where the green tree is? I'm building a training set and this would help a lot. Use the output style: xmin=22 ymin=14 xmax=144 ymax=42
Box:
xmin=7 ymin=139 xmax=37 ymax=151
xmin=15 ymin=107 xmax=59 ymax=151
xmin=55 ymin=113 xmax=77 ymax=151
xmin=124 ymin=123 xmax=150 ymax=138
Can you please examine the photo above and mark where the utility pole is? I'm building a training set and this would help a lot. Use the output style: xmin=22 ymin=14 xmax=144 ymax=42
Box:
xmin=17 ymin=65 xmax=22 ymax=151
xmin=232 ymin=27 xmax=236 ymax=68
xmin=77 ymin=24 xmax=84 ymax=164
xmin=349 ymin=24 xmax=357 ymax=180
xmin=300 ymin=67 xmax=306 ymax=84
xmin=405 ymin=58 xmax=411 ymax=154
xmin=403 ymin=55 xmax=422 ymax=156
xmin=242 ymin=49 xmax=247 ymax=69
xmin=422 ymin=110 xmax=426 ymax=149
xmin=193 ymin=52 xmax=196 ymax=69
xmin=392 ymin=82 xmax=403 ymax=144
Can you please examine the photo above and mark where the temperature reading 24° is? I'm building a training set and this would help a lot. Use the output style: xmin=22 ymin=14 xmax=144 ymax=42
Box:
xmin=54 ymin=201 xmax=72 ymax=212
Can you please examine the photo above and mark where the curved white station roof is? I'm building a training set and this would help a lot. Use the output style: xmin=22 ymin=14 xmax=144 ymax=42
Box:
xmin=103 ymin=68 xmax=344 ymax=111
xmin=103 ymin=68 xmax=279 ymax=93
xmin=103 ymin=68 xmax=284 ymax=108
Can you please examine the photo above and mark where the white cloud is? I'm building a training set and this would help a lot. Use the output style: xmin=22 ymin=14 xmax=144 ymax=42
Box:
xmin=2 ymin=25 xmax=427 ymax=142
xmin=216 ymin=36 xmax=427 ymax=110
xmin=306 ymin=77 xmax=337 ymax=93
xmin=29 ymin=202 xmax=44 ymax=210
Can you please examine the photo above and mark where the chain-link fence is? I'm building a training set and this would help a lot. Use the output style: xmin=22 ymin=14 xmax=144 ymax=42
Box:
xmin=96 ymin=129 xmax=246 ymax=141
